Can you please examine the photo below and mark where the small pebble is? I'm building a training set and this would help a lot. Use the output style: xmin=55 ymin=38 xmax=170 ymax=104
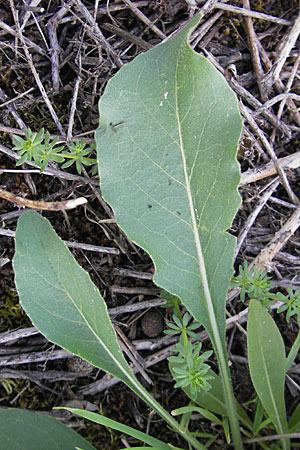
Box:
xmin=141 ymin=309 xmax=163 ymax=337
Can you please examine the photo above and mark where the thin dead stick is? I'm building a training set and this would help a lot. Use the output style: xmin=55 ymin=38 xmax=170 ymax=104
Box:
xmin=263 ymin=12 xmax=300 ymax=92
xmin=255 ymin=38 xmax=300 ymax=128
xmin=235 ymin=178 xmax=280 ymax=259
xmin=9 ymin=0 xmax=66 ymax=136
xmin=45 ymin=2 xmax=74 ymax=93
xmin=0 ymin=86 xmax=35 ymax=108
xmin=0 ymin=369 xmax=80 ymax=382
xmin=19 ymin=0 xmax=44 ymax=31
xmin=0 ymin=18 xmax=46 ymax=56
xmin=192 ymin=8 xmax=224 ymax=47
xmin=0 ymin=349 xmax=73 ymax=367
xmin=0 ymin=88 xmax=26 ymax=129
xmin=117 ymin=338 xmax=152 ymax=384
xmin=71 ymin=0 xmax=123 ymax=68
xmin=65 ymin=240 xmax=119 ymax=255
xmin=196 ymin=0 xmax=218 ymax=17
xmin=109 ymin=298 xmax=166 ymax=317
xmin=271 ymin=54 xmax=300 ymax=138
xmin=253 ymin=205 xmax=300 ymax=272
xmin=0 ymin=327 xmax=40 ymax=344
xmin=121 ymin=0 xmax=166 ymax=39
xmin=67 ymin=59 xmax=81 ymax=141
xmin=240 ymin=102 xmax=299 ymax=205
xmin=253 ymin=93 xmax=300 ymax=116
xmin=116 ymin=326 xmax=152 ymax=384
xmin=22 ymin=2 xmax=49 ymax=51
xmin=47 ymin=20 xmax=61 ymax=91
xmin=240 ymin=151 xmax=300 ymax=186
xmin=101 ymin=22 xmax=152 ymax=51
xmin=214 ymin=2 xmax=292 ymax=26
xmin=111 ymin=286 xmax=161 ymax=296
xmin=0 ymin=227 xmax=120 ymax=255
xmin=242 ymin=0 xmax=266 ymax=101
xmin=0 ymin=187 xmax=87 ymax=211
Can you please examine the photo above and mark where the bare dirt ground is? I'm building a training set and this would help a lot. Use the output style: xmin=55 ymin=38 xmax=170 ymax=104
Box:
xmin=0 ymin=1 xmax=300 ymax=449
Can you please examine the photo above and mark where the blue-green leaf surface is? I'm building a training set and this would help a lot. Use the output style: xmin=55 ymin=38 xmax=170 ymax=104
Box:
xmin=13 ymin=211 xmax=205 ymax=450
xmin=13 ymin=211 xmax=139 ymax=392
xmin=247 ymin=300 xmax=289 ymax=449
xmin=95 ymin=14 xmax=242 ymax=344
xmin=0 ymin=408 xmax=96 ymax=450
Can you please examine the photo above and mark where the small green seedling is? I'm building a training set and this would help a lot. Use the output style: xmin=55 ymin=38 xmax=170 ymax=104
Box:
xmin=12 ymin=128 xmax=97 ymax=174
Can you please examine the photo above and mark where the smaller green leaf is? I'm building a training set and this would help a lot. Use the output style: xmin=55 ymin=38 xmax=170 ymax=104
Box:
xmin=222 ymin=416 xmax=230 ymax=444
xmin=289 ymin=402 xmax=300 ymax=433
xmin=172 ymin=405 xmax=223 ymax=426
xmin=286 ymin=330 xmax=300 ymax=372
xmin=13 ymin=211 xmax=134 ymax=386
xmin=253 ymin=398 xmax=265 ymax=435
xmin=118 ymin=448 xmax=168 ymax=450
xmin=0 ymin=408 xmax=96 ymax=450
xmin=60 ymin=408 xmax=171 ymax=450
xmin=248 ymin=300 xmax=289 ymax=449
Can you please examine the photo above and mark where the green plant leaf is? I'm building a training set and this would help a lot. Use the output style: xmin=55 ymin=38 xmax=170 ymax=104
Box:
xmin=247 ymin=300 xmax=289 ymax=449
xmin=172 ymin=405 xmax=223 ymax=426
xmin=286 ymin=330 xmax=300 ymax=372
xmin=13 ymin=211 xmax=160 ymax=408
xmin=289 ymin=402 xmax=300 ymax=432
xmin=118 ymin=448 xmax=169 ymax=450
xmin=95 ymin=15 xmax=243 ymax=446
xmin=13 ymin=211 xmax=205 ymax=450
xmin=0 ymin=408 xmax=96 ymax=450
xmin=13 ymin=210 xmax=135 ymax=386
xmin=95 ymin=13 xmax=242 ymax=345
xmin=61 ymin=408 xmax=171 ymax=449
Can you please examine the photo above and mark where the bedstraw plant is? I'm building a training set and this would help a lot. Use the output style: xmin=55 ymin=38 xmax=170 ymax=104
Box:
xmin=12 ymin=127 xmax=97 ymax=174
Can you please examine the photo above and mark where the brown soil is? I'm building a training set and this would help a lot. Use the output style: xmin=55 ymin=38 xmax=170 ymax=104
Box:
xmin=0 ymin=1 xmax=300 ymax=449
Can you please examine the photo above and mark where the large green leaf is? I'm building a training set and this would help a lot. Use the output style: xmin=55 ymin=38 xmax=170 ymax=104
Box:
xmin=13 ymin=210 xmax=133 ymax=385
xmin=95 ymin=16 xmax=243 ymax=447
xmin=247 ymin=300 xmax=289 ymax=449
xmin=13 ymin=211 xmax=205 ymax=450
xmin=95 ymin=14 xmax=242 ymax=344
xmin=0 ymin=408 xmax=96 ymax=450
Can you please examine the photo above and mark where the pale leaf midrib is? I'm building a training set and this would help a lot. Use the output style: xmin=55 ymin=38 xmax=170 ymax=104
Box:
xmin=174 ymin=49 xmax=222 ymax=351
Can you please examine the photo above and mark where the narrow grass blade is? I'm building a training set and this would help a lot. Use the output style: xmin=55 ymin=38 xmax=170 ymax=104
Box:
xmin=60 ymin=408 xmax=172 ymax=449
